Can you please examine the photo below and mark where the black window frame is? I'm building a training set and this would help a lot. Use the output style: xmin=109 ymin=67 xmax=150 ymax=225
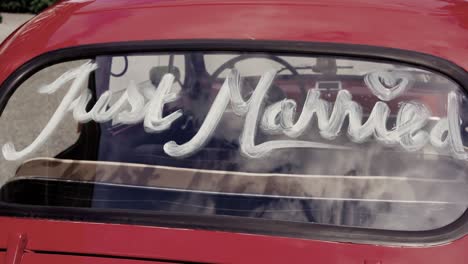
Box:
xmin=0 ymin=40 xmax=467 ymax=246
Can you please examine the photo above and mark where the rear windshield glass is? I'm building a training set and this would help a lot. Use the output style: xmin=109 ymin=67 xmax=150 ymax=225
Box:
xmin=0 ymin=52 xmax=467 ymax=232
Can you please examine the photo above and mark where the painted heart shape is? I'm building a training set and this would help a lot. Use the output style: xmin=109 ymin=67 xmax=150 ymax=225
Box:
xmin=364 ymin=71 xmax=412 ymax=101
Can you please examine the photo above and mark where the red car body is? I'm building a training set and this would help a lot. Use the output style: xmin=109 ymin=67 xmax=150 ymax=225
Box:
xmin=0 ymin=0 xmax=467 ymax=263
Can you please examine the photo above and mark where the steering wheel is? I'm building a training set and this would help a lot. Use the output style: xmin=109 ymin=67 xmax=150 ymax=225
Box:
xmin=209 ymin=54 xmax=307 ymax=97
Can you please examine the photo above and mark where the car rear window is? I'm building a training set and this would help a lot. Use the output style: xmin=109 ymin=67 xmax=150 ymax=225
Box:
xmin=0 ymin=51 xmax=467 ymax=233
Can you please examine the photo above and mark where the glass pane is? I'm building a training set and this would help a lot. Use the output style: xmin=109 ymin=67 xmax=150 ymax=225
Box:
xmin=1 ymin=52 xmax=467 ymax=232
xmin=0 ymin=61 xmax=84 ymax=186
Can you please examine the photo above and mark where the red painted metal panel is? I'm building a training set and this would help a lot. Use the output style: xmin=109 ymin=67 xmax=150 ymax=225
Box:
xmin=0 ymin=217 xmax=466 ymax=264
xmin=21 ymin=253 xmax=171 ymax=264
xmin=4 ymin=233 xmax=27 ymax=264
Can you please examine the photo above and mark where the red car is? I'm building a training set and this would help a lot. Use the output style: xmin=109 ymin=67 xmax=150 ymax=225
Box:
xmin=0 ymin=0 xmax=467 ymax=263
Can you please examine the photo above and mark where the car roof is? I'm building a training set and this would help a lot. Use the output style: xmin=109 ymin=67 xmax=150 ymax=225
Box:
xmin=0 ymin=0 xmax=467 ymax=86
